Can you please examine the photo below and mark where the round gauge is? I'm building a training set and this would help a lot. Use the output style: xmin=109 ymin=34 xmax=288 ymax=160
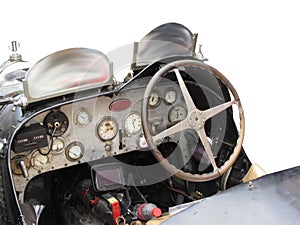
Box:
xmin=165 ymin=89 xmax=177 ymax=104
xmin=149 ymin=90 xmax=161 ymax=107
xmin=124 ymin=112 xmax=142 ymax=135
xmin=168 ymin=105 xmax=187 ymax=122
xmin=65 ymin=142 xmax=84 ymax=161
xmin=44 ymin=111 xmax=69 ymax=136
xmin=97 ymin=117 xmax=118 ymax=141
xmin=31 ymin=150 xmax=51 ymax=170
xmin=51 ymin=137 xmax=65 ymax=154
xmin=74 ymin=108 xmax=91 ymax=126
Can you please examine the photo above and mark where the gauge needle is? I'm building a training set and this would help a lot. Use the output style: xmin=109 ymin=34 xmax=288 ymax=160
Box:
xmin=133 ymin=119 xmax=136 ymax=128
xmin=37 ymin=158 xmax=46 ymax=164
xmin=176 ymin=111 xmax=180 ymax=119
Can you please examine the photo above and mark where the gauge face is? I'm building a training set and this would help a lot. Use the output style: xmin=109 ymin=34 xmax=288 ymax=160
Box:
xmin=66 ymin=142 xmax=84 ymax=161
xmin=168 ymin=105 xmax=187 ymax=122
xmin=97 ymin=117 xmax=118 ymax=141
xmin=51 ymin=137 xmax=65 ymax=154
xmin=31 ymin=150 xmax=51 ymax=170
xmin=165 ymin=89 xmax=177 ymax=104
xmin=124 ymin=113 xmax=142 ymax=135
xmin=75 ymin=108 xmax=91 ymax=126
xmin=149 ymin=90 xmax=161 ymax=107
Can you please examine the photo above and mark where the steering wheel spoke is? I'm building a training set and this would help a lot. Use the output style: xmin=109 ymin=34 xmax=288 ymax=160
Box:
xmin=196 ymin=128 xmax=219 ymax=171
xmin=174 ymin=68 xmax=197 ymax=112
xmin=153 ymin=118 xmax=189 ymax=144
xmin=202 ymin=100 xmax=237 ymax=121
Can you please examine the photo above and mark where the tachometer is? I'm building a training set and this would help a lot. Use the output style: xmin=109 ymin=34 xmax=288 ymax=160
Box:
xmin=124 ymin=112 xmax=142 ymax=135
xmin=97 ymin=117 xmax=118 ymax=141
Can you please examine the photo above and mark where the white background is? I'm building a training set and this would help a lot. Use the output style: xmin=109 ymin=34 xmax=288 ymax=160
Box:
xmin=1 ymin=0 xmax=300 ymax=173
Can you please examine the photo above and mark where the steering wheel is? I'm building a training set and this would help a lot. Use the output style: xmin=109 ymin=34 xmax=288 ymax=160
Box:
xmin=141 ymin=59 xmax=245 ymax=182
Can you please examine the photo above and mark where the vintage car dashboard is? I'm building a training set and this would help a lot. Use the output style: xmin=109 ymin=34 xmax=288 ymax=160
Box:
xmin=0 ymin=23 xmax=253 ymax=225
xmin=11 ymin=80 xmax=187 ymax=201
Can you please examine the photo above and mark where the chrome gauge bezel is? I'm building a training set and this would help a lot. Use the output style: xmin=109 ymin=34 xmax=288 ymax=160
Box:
xmin=74 ymin=108 xmax=92 ymax=127
xmin=31 ymin=150 xmax=51 ymax=170
xmin=97 ymin=117 xmax=118 ymax=141
xmin=124 ymin=112 xmax=142 ymax=135
xmin=65 ymin=141 xmax=84 ymax=161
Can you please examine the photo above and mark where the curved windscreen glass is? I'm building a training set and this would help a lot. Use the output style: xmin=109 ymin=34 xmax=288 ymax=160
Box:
xmin=135 ymin=23 xmax=195 ymax=67
xmin=24 ymin=48 xmax=113 ymax=103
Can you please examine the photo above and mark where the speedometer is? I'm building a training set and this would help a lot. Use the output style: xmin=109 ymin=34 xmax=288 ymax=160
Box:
xmin=124 ymin=112 xmax=142 ymax=135
xmin=97 ymin=117 xmax=118 ymax=141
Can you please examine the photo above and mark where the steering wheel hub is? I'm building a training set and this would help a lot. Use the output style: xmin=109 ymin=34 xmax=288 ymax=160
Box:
xmin=188 ymin=110 xmax=204 ymax=130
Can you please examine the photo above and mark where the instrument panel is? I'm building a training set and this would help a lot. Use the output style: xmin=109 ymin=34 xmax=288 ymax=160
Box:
xmin=11 ymin=83 xmax=187 ymax=199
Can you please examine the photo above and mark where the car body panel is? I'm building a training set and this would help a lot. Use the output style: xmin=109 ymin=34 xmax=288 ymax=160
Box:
xmin=162 ymin=166 xmax=300 ymax=225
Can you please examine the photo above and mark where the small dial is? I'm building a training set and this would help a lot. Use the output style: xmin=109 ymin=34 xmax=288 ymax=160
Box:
xmin=165 ymin=89 xmax=177 ymax=104
xmin=75 ymin=108 xmax=91 ymax=126
xmin=51 ymin=137 xmax=65 ymax=154
xmin=124 ymin=113 xmax=142 ymax=135
xmin=31 ymin=150 xmax=51 ymax=170
xmin=97 ymin=117 xmax=118 ymax=141
xmin=149 ymin=90 xmax=161 ymax=107
xmin=65 ymin=142 xmax=84 ymax=161
xmin=168 ymin=105 xmax=187 ymax=122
